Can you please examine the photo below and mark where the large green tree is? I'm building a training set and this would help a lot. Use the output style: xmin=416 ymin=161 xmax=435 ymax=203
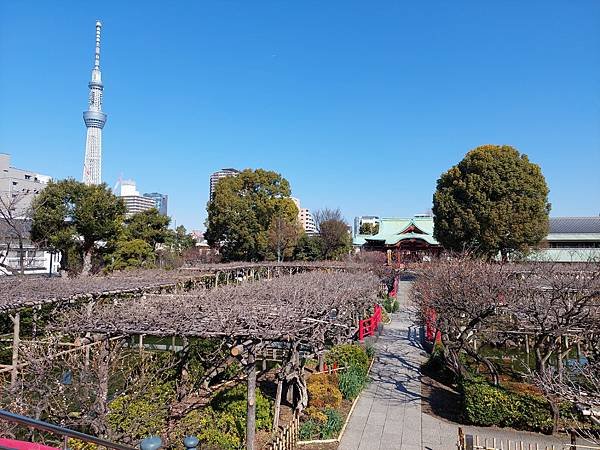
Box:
xmin=432 ymin=144 xmax=550 ymax=259
xmin=205 ymin=169 xmax=298 ymax=261
xmin=124 ymin=208 xmax=170 ymax=249
xmin=31 ymin=179 xmax=125 ymax=274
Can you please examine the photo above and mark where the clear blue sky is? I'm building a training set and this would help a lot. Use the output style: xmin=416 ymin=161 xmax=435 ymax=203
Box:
xmin=1 ymin=1 xmax=599 ymax=230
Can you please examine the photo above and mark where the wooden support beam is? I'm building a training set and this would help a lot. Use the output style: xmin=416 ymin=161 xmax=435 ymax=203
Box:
xmin=272 ymin=373 xmax=283 ymax=432
xmin=246 ymin=346 xmax=257 ymax=450
xmin=10 ymin=312 xmax=20 ymax=389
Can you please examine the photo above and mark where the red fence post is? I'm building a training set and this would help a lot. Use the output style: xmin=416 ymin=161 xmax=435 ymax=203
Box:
xmin=359 ymin=320 xmax=365 ymax=341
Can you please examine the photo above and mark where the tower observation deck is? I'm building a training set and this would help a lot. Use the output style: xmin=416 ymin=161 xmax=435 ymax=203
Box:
xmin=82 ymin=21 xmax=106 ymax=185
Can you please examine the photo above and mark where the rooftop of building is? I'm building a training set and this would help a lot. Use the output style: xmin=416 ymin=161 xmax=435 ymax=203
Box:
xmin=354 ymin=216 xmax=439 ymax=247
xmin=549 ymin=216 xmax=600 ymax=234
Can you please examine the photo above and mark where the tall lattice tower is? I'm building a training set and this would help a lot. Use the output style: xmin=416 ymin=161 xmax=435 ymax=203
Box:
xmin=82 ymin=20 xmax=107 ymax=185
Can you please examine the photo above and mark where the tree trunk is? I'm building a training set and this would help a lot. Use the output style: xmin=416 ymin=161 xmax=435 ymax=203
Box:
xmin=92 ymin=340 xmax=110 ymax=437
xmin=83 ymin=248 xmax=93 ymax=275
xmin=246 ymin=348 xmax=256 ymax=450
xmin=18 ymin=237 xmax=25 ymax=275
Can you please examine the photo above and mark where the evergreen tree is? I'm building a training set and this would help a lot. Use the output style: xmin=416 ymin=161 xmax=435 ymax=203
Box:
xmin=432 ymin=145 xmax=550 ymax=259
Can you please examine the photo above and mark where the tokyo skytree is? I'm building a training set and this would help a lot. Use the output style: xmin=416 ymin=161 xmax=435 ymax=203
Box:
xmin=82 ymin=21 xmax=107 ymax=185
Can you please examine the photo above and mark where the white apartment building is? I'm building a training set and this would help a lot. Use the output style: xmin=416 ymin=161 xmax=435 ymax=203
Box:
xmin=291 ymin=197 xmax=318 ymax=235
xmin=0 ymin=153 xmax=51 ymax=215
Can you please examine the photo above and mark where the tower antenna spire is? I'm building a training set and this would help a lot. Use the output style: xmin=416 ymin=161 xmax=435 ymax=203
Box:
xmin=94 ymin=20 xmax=102 ymax=69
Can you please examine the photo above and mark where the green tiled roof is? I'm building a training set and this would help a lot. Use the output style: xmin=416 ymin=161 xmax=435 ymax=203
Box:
xmin=355 ymin=216 xmax=439 ymax=247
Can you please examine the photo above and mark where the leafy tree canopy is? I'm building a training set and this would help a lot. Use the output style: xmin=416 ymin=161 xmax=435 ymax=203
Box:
xmin=205 ymin=169 xmax=297 ymax=261
xmin=165 ymin=225 xmax=196 ymax=254
xmin=124 ymin=208 xmax=170 ymax=249
xmin=107 ymin=239 xmax=155 ymax=271
xmin=432 ymin=144 xmax=550 ymax=258
xmin=31 ymin=179 xmax=125 ymax=274
xmin=293 ymin=234 xmax=324 ymax=261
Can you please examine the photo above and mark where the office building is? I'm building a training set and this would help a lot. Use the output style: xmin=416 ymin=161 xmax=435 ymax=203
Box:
xmin=119 ymin=180 xmax=155 ymax=216
xmin=143 ymin=192 xmax=168 ymax=216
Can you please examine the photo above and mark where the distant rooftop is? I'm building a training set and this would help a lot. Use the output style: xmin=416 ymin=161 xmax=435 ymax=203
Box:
xmin=549 ymin=217 xmax=600 ymax=234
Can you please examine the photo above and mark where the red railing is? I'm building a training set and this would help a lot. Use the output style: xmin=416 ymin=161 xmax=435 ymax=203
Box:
xmin=359 ymin=304 xmax=382 ymax=341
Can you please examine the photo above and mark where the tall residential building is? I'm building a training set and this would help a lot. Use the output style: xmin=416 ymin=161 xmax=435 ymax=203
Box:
xmin=291 ymin=198 xmax=318 ymax=235
xmin=119 ymin=180 xmax=155 ymax=216
xmin=82 ymin=21 xmax=107 ymax=185
xmin=143 ymin=192 xmax=168 ymax=216
xmin=0 ymin=153 xmax=51 ymax=216
xmin=209 ymin=168 xmax=239 ymax=200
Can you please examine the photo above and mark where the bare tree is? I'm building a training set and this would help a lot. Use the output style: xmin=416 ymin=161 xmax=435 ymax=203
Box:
xmin=534 ymin=362 xmax=600 ymax=443
xmin=267 ymin=215 xmax=301 ymax=262
xmin=313 ymin=208 xmax=351 ymax=260
xmin=0 ymin=192 xmax=31 ymax=275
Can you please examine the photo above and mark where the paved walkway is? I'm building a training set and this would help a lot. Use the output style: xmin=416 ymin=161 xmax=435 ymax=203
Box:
xmin=338 ymin=280 xmax=571 ymax=450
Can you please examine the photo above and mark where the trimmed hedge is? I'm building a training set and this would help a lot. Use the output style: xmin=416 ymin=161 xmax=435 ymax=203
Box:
xmin=461 ymin=378 xmax=553 ymax=433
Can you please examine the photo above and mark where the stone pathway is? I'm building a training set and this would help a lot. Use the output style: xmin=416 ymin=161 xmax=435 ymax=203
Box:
xmin=338 ymin=280 xmax=572 ymax=450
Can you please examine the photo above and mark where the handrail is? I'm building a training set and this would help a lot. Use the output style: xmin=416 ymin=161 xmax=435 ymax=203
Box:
xmin=0 ymin=409 xmax=136 ymax=450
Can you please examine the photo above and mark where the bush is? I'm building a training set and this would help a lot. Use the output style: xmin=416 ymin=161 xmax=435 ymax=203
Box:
xmin=170 ymin=384 xmax=273 ymax=449
xmin=212 ymin=384 xmax=273 ymax=434
xmin=382 ymin=296 xmax=399 ymax=313
xmin=321 ymin=408 xmax=343 ymax=439
xmin=461 ymin=378 xmax=553 ymax=433
xmin=307 ymin=373 xmax=342 ymax=409
xmin=305 ymin=406 xmax=327 ymax=423
xmin=299 ymin=408 xmax=344 ymax=441
xmin=363 ymin=342 xmax=375 ymax=360
xmin=338 ymin=365 xmax=366 ymax=400
xmin=326 ymin=344 xmax=369 ymax=377
xmin=299 ymin=419 xmax=321 ymax=440
xmin=107 ymin=380 xmax=176 ymax=442
xmin=169 ymin=407 xmax=241 ymax=450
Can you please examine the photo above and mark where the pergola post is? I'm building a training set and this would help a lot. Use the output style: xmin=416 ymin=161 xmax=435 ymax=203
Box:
xmin=246 ymin=346 xmax=257 ymax=450
xmin=272 ymin=371 xmax=284 ymax=432
xmin=10 ymin=311 xmax=20 ymax=389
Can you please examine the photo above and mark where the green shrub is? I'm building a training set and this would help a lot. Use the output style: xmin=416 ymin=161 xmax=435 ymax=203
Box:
xmin=321 ymin=408 xmax=343 ymax=439
xmin=299 ymin=419 xmax=321 ymax=440
xmin=363 ymin=342 xmax=375 ymax=360
xmin=307 ymin=373 xmax=342 ymax=409
xmin=382 ymin=296 xmax=399 ymax=313
xmin=107 ymin=380 xmax=176 ymax=442
xmin=212 ymin=384 xmax=273 ymax=435
xmin=169 ymin=407 xmax=241 ymax=450
xmin=461 ymin=378 xmax=553 ymax=433
xmin=462 ymin=379 xmax=517 ymax=427
xmin=338 ymin=365 xmax=366 ymax=400
xmin=326 ymin=344 xmax=369 ymax=377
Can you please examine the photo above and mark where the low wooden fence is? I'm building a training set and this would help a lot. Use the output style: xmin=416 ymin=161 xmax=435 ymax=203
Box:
xmin=458 ymin=428 xmax=600 ymax=450
xmin=359 ymin=304 xmax=382 ymax=341
xmin=266 ymin=413 xmax=299 ymax=450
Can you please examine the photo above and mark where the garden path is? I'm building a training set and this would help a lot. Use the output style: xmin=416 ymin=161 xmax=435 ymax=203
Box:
xmin=337 ymin=279 xmax=571 ymax=450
